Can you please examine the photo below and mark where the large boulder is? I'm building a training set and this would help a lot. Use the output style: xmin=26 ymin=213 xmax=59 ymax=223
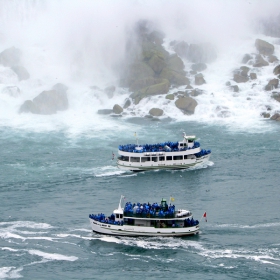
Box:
xmin=160 ymin=68 xmax=190 ymax=86
xmin=175 ymin=96 xmax=198 ymax=115
xmin=253 ymin=54 xmax=269 ymax=67
xmin=264 ymin=79 xmax=279 ymax=91
xmin=255 ymin=39 xmax=274 ymax=56
xmin=270 ymin=113 xmax=280 ymax=121
xmin=11 ymin=65 xmax=30 ymax=81
xmin=19 ymin=83 xmax=68 ymax=114
xmin=0 ymin=47 xmax=21 ymax=67
xmin=233 ymin=67 xmax=250 ymax=83
xmin=272 ymin=93 xmax=280 ymax=103
xmin=273 ymin=65 xmax=280 ymax=75
xmin=130 ymin=79 xmax=170 ymax=104
xmin=113 ymin=104 xmax=123 ymax=114
xmin=242 ymin=53 xmax=253 ymax=64
xmin=149 ymin=108 xmax=163 ymax=116
xmin=195 ymin=73 xmax=206 ymax=85
xmin=0 ymin=47 xmax=30 ymax=81
xmin=148 ymin=54 xmax=166 ymax=74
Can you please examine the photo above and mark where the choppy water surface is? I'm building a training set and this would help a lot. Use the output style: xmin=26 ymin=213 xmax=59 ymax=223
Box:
xmin=1 ymin=119 xmax=280 ymax=280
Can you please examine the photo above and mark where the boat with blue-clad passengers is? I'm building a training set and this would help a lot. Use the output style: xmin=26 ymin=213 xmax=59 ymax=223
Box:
xmin=116 ymin=132 xmax=211 ymax=172
xmin=89 ymin=195 xmax=201 ymax=237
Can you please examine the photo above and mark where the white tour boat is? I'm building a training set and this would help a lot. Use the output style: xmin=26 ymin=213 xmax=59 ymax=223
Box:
xmin=89 ymin=195 xmax=201 ymax=237
xmin=117 ymin=132 xmax=211 ymax=172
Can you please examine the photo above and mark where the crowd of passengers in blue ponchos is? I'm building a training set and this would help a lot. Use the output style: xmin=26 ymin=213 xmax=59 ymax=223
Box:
xmin=118 ymin=141 xmax=200 ymax=153
xmin=118 ymin=141 xmax=211 ymax=157
xmin=123 ymin=201 xmax=175 ymax=217
xmin=89 ymin=201 xmax=199 ymax=227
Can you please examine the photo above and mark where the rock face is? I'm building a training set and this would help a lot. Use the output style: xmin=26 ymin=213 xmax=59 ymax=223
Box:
xmin=19 ymin=83 xmax=68 ymax=114
xmin=175 ymin=96 xmax=198 ymax=115
xmin=121 ymin=21 xmax=190 ymax=105
xmin=255 ymin=39 xmax=274 ymax=56
xmin=149 ymin=108 xmax=163 ymax=116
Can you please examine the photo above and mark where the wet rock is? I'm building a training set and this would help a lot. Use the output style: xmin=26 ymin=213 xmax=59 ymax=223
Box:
xmin=268 ymin=55 xmax=278 ymax=63
xmin=272 ymin=93 xmax=280 ymax=102
xmin=175 ymin=96 xmax=198 ymax=115
xmin=253 ymin=54 xmax=269 ymax=67
xmin=255 ymin=39 xmax=274 ymax=56
xmin=123 ymin=98 xmax=131 ymax=109
xmin=261 ymin=112 xmax=270 ymax=118
xmin=165 ymin=94 xmax=174 ymax=100
xmin=230 ymin=85 xmax=239 ymax=92
xmin=149 ymin=108 xmax=163 ymax=116
xmin=97 ymin=109 xmax=113 ymax=115
xmin=250 ymin=73 xmax=257 ymax=80
xmin=242 ymin=53 xmax=253 ymax=64
xmin=0 ymin=46 xmax=21 ymax=67
xmin=273 ymin=65 xmax=280 ymax=75
xmin=130 ymin=79 xmax=170 ymax=104
xmin=11 ymin=65 xmax=30 ymax=81
xmin=191 ymin=63 xmax=207 ymax=72
xmin=113 ymin=104 xmax=123 ymax=114
xmin=195 ymin=73 xmax=206 ymax=85
xmin=264 ymin=79 xmax=279 ymax=91
xmin=270 ymin=113 xmax=280 ymax=121
xmin=19 ymin=83 xmax=68 ymax=114
xmin=233 ymin=73 xmax=249 ymax=83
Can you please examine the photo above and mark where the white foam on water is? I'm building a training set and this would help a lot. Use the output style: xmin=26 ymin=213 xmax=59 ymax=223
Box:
xmin=0 ymin=267 xmax=23 ymax=279
xmin=1 ymin=247 xmax=19 ymax=252
xmin=94 ymin=166 xmax=127 ymax=177
xmin=28 ymin=249 xmax=78 ymax=261
xmin=214 ymin=222 xmax=280 ymax=229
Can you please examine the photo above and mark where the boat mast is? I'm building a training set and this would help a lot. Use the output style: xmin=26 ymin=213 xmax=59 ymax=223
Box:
xmin=118 ymin=195 xmax=125 ymax=210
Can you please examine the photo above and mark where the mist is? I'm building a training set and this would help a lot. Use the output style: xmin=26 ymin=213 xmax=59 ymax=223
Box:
xmin=0 ymin=0 xmax=279 ymax=85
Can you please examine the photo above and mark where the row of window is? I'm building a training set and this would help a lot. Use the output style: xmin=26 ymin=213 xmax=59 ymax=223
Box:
xmin=119 ymin=155 xmax=195 ymax=162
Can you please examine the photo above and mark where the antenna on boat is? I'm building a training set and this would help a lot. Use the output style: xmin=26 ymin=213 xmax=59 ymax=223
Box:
xmin=134 ymin=132 xmax=139 ymax=147
xmin=118 ymin=195 xmax=125 ymax=210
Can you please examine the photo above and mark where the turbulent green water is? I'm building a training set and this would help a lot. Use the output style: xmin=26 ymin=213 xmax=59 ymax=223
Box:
xmin=1 ymin=119 xmax=280 ymax=279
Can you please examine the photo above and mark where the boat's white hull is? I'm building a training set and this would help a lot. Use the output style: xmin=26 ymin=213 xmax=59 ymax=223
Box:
xmin=89 ymin=218 xmax=199 ymax=237
xmin=117 ymin=154 xmax=210 ymax=172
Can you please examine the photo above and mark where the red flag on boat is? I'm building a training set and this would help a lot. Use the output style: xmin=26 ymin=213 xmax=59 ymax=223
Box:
xmin=203 ymin=212 xmax=207 ymax=222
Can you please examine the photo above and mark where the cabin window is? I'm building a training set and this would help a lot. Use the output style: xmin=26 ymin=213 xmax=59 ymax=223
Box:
xmin=166 ymin=156 xmax=172 ymax=161
xmin=120 ymin=156 xmax=129 ymax=162
xmin=131 ymin=157 xmax=140 ymax=162
xmin=152 ymin=157 xmax=158 ymax=162
xmin=120 ymin=214 xmax=123 ymax=218
xmin=116 ymin=214 xmax=119 ymax=218
xmin=184 ymin=155 xmax=188 ymax=159
xmin=173 ymin=155 xmax=183 ymax=160
xmin=159 ymin=156 xmax=165 ymax=161
xmin=141 ymin=157 xmax=150 ymax=162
